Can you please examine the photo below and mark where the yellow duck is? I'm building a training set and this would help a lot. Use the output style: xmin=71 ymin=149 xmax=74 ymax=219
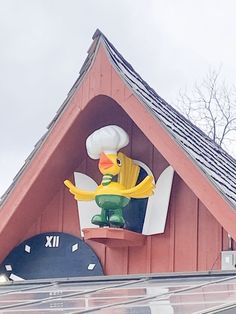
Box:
xmin=64 ymin=125 xmax=154 ymax=228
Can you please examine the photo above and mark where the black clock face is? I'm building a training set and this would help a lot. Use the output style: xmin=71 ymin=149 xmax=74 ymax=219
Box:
xmin=0 ymin=232 xmax=104 ymax=280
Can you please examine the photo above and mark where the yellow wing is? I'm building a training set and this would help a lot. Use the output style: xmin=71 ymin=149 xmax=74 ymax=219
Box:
xmin=121 ymin=175 xmax=155 ymax=198
xmin=118 ymin=152 xmax=140 ymax=189
xmin=64 ymin=180 xmax=95 ymax=201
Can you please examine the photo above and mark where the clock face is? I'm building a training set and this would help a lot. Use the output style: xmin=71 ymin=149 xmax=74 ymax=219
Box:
xmin=0 ymin=232 xmax=104 ymax=280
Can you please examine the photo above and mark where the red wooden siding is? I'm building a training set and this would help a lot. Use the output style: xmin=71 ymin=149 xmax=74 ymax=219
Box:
xmin=14 ymin=100 xmax=230 ymax=275
xmin=0 ymin=42 xmax=234 ymax=276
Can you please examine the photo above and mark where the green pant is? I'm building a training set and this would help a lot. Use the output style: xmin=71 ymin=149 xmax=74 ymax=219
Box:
xmin=91 ymin=195 xmax=130 ymax=227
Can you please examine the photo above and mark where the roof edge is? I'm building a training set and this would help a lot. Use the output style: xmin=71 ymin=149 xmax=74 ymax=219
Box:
xmin=92 ymin=28 xmax=104 ymax=40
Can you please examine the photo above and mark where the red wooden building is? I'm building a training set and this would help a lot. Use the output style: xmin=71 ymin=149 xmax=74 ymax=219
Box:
xmin=1 ymin=29 xmax=236 ymax=279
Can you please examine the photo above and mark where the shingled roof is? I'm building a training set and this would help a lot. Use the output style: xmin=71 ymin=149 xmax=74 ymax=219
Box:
xmin=1 ymin=29 xmax=236 ymax=211
xmin=99 ymin=30 xmax=236 ymax=209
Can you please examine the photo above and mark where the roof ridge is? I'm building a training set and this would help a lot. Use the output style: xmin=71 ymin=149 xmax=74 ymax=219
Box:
xmin=92 ymin=28 xmax=104 ymax=40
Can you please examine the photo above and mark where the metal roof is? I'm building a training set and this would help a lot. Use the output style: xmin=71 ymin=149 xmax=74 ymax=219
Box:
xmin=0 ymin=271 xmax=236 ymax=313
xmin=1 ymin=29 xmax=236 ymax=211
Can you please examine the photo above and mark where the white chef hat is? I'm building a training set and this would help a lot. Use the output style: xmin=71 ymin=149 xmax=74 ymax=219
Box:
xmin=86 ymin=125 xmax=129 ymax=159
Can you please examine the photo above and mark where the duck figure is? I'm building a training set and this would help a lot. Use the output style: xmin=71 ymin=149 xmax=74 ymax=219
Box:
xmin=64 ymin=125 xmax=154 ymax=228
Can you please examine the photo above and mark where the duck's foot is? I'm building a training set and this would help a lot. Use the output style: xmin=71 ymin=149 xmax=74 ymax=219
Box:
xmin=109 ymin=214 xmax=125 ymax=228
xmin=91 ymin=214 xmax=109 ymax=227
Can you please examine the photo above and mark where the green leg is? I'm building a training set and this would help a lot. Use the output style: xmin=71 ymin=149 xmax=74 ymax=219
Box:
xmin=109 ymin=208 xmax=125 ymax=228
xmin=91 ymin=208 xmax=109 ymax=227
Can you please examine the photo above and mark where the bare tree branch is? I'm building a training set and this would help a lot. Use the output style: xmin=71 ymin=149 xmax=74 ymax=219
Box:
xmin=176 ymin=68 xmax=236 ymax=156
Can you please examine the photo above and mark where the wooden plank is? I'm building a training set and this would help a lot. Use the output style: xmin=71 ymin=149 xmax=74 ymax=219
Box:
xmin=111 ymin=65 xmax=125 ymax=104
xmin=62 ymin=182 xmax=81 ymax=238
xmin=99 ymin=45 xmax=112 ymax=96
xmin=222 ymin=228 xmax=231 ymax=251
xmin=89 ymin=48 xmax=101 ymax=99
xmin=58 ymin=188 xmax=64 ymax=231
xmin=81 ymin=76 xmax=90 ymax=110
xmin=197 ymin=201 xmax=222 ymax=271
xmin=152 ymin=148 xmax=169 ymax=180
xmin=21 ymin=216 xmax=42 ymax=242
xmin=173 ymin=176 xmax=198 ymax=272
xmin=168 ymin=189 xmax=175 ymax=272
xmin=131 ymin=123 xmax=153 ymax=167
xmin=105 ymin=247 xmax=128 ymax=275
xmin=146 ymin=237 xmax=152 ymax=273
xmin=69 ymin=81 xmax=83 ymax=111
xmin=127 ymin=244 xmax=148 ymax=274
xmin=40 ymin=194 xmax=61 ymax=233
xmin=150 ymin=194 xmax=174 ymax=273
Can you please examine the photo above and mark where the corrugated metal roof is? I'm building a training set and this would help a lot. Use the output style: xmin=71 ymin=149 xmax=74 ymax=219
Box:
xmin=1 ymin=29 xmax=236 ymax=211
xmin=0 ymin=271 xmax=236 ymax=313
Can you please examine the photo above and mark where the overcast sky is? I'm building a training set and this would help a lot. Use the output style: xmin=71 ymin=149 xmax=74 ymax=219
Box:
xmin=1 ymin=0 xmax=236 ymax=196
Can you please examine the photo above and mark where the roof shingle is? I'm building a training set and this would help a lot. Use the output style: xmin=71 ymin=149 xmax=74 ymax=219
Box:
xmin=99 ymin=31 xmax=236 ymax=209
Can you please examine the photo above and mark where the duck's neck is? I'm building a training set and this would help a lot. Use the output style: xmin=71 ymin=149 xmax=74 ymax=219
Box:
xmin=102 ymin=174 xmax=113 ymax=186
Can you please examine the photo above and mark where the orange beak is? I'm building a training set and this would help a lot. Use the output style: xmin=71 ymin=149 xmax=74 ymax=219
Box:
xmin=99 ymin=153 xmax=114 ymax=169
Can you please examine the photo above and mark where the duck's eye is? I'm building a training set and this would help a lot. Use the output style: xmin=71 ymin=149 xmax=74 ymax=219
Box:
xmin=117 ymin=158 xmax=122 ymax=166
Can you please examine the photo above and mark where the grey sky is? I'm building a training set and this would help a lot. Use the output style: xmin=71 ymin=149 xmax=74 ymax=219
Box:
xmin=1 ymin=0 xmax=236 ymax=195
